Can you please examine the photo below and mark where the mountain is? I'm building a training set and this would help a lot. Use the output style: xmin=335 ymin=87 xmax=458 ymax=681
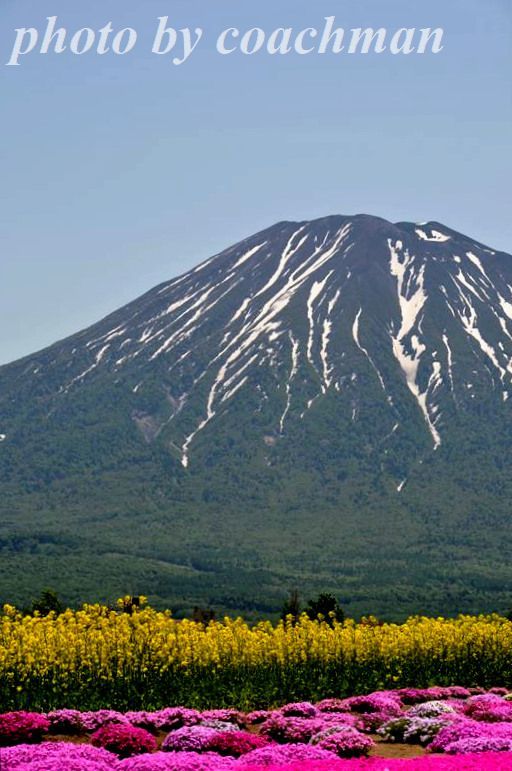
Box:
xmin=2 ymin=213 xmax=512 ymax=619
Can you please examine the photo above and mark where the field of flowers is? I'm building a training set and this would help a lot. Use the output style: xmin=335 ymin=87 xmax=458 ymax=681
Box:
xmin=2 ymin=602 xmax=512 ymax=711
xmin=3 ymin=688 xmax=512 ymax=768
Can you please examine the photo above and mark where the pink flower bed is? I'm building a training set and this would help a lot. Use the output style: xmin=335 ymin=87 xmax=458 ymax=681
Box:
xmin=91 ymin=724 xmax=157 ymax=758
xmin=0 ymin=712 xmax=50 ymax=746
xmin=119 ymin=751 xmax=238 ymax=769
xmin=4 ymin=687 xmax=512 ymax=768
xmin=252 ymin=757 xmax=512 ymax=769
xmin=0 ymin=741 xmax=119 ymax=769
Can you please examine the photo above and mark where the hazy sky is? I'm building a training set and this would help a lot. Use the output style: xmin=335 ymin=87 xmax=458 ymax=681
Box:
xmin=1 ymin=0 xmax=511 ymax=365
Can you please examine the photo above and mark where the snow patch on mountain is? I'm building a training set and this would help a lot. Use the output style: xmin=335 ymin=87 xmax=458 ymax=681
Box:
xmin=416 ymin=228 xmax=450 ymax=243
xmin=389 ymin=240 xmax=441 ymax=448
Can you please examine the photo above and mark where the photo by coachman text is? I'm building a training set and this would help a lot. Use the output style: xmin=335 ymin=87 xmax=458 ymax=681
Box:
xmin=5 ymin=15 xmax=445 ymax=67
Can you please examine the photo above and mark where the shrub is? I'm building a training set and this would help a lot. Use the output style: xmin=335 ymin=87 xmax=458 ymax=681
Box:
xmin=238 ymin=743 xmax=338 ymax=765
xmin=316 ymin=698 xmax=350 ymax=713
xmin=409 ymin=701 xmax=457 ymax=718
xmin=206 ymin=730 xmax=269 ymax=756
xmin=356 ymin=710 xmax=400 ymax=732
xmin=280 ymin=702 xmax=318 ymax=718
xmin=198 ymin=720 xmax=240 ymax=732
xmin=162 ymin=726 xmax=218 ymax=752
xmin=152 ymin=708 xmax=201 ymax=731
xmin=311 ymin=725 xmax=374 ymax=757
xmin=260 ymin=716 xmax=328 ymax=743
xmin=91 ymin=724 xmax=157 ymax=758
xmin=445 ymin=735 xmax=512 ymax=754
xmin=379 ymin=716 xmax=452 ymax=746
xmin=0 ymin=742 xmax=116 ymax=770
xmin=429 ymin=717 xmax=512 ymax=753
xmin=199 ymin=709 xmax=242 ymax=725
xmin=118 ymin=751 xmax=237 ymax=769
xmin=46 ymin=709 xmax=84 ymax=735
xmin=244 ymin=710 xmax=273 ymax=726
xmin=0 ymin=712 xmax=49 ymax=746
xmin=124 ymin=708 xmax=201 ymax=733
xmin=341 ymin=692 xmax=402 ymax=715
xmin=463 ymin=694 xmax=512 ymax=722
xmin=81 ymin=710 xmax=131 ymax=731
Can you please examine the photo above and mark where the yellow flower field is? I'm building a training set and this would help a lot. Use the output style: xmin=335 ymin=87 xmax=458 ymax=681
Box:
xmin=1 ymin=601 xmax=511 ymax=711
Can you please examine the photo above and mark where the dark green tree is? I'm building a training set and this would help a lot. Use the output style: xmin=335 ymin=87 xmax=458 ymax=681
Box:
xmin=192 ymin=606 xmax=216 ymax=625
xmin=281 ymin=589 xmax=301 ymax=623
xmin=306 ymin=593 xmax=344 ymax=626
xmin=30 ymin=588 xmax=64 ymax=616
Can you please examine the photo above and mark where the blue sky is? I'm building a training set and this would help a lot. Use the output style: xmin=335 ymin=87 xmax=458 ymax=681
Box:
xmin=1 ymin=0 xmax=510 ymax=364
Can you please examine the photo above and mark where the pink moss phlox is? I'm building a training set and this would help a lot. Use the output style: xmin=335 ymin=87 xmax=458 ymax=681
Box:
xmin=46 ymin=708 xmax=84 ymax=734
xmin=80 ymin=710 xmax=131 ymax=732
xmin=244 ymin=711 xmax=274 ymax=726
xmin=429 ymin=716 xmax=512 ymax=752
xmin=445 ymin=736 xmax=512 ymax=754
xmin=463 ymin=694 xmax=512 ymax=722
xmin=205 ymin=730 xmax=269 ymax=756
xmin=0 ymin=712 xmax=50 ymax=747
xmin=341 ymin=692 xmax=402 ymax=716
xmin=408 ymin=701 xmax=457 ymax=719
xmin=0 ymin=741 xmax=119 ymax=770
xmin=249 ymin=754 xmax=512 ymax=769
xmin=152 ymin=708 xmax=202 ymax=731
xmin=279 ymin=702 xmax=318 ymax=718
xmin=238 ymin=742 xmax=339 ymax=765
xmin=200 ymin=709 xmax=243 ymax=725
xmin=310 ymin=725 xmax=374 ymax=757
xmin=260 ymin=716 xmax=330 ymax=743
xmin=91 ymin=724 xmax=157 ymax=758
xmin=316 ymin=699 xmax=352 ymax=714
xmin=118 ymin=750 xmax=237 ymax=769
xmin=124 ymin=712 xmax=159 ymax=731
xmin=198 ymin=719 xmax=240 ymax=732
xmin=321 ymin=713 xmax=360 ymax=728
xmin=355 ymin=710 xmax=404 ymax=733
xmin=162 ymin=725 xmax=218 ymax=752
xmin=396 ymin=687 xmax=472 ymax=705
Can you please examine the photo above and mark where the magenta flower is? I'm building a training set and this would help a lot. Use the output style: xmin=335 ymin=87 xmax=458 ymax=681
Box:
xmin=0 ymin=741 xmax=118 ymax=770
xmin=463 ymin=694 xmax=512 ymax=722
xmin=238 ymin=742 xmax=339 ymax=765
xmin=244 ymin=710 xmax=273 ymax=726
xmin=91 ymin=724 xmax=157 ymax=758
xmin=162 ymin=726 xmax=218 ymax=752
xmin=205 ymin=730 xmax=269 ymax=756
xmin=355 ymin=710 xmax=402 ymax=733
xmin=80 ymin=710 xmax=131 ymax=732
xmin=279 ymin=702 xmax=318 ymax=718
xmin=261 ymin=715 xmax=329 ymax=743
xmin=341 ymin=692 xmax=402 ymax=715
xmin=310 ymin=725 xmax=374 ymax=757
xmin=151 ymin=708 xmax=201 ymax=731
xmin=0 ymin=712 xmax=50 ymax=747
xmin=446 ymin=736 xmax=512 ymax=754
xmin=118 ymin=751 xmax=237 ymax=770
xmin=199 ymin=709 xmax=243 ymax=725
xmin=46 ymin=709 xmax=84 ymax=735
xmin=316 ymin=698 xmax=352 ymax=713
xmin=429 ymin=716 xmax=512 ymax=752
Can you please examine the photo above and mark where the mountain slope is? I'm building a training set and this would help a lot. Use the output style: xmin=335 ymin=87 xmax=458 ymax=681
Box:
xmin=1 ymin=214 xmax=512 ymax=618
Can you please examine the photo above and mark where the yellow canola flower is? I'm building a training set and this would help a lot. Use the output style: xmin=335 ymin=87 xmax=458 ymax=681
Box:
xmin=1 ymin=602 xmax=511 ymax=709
